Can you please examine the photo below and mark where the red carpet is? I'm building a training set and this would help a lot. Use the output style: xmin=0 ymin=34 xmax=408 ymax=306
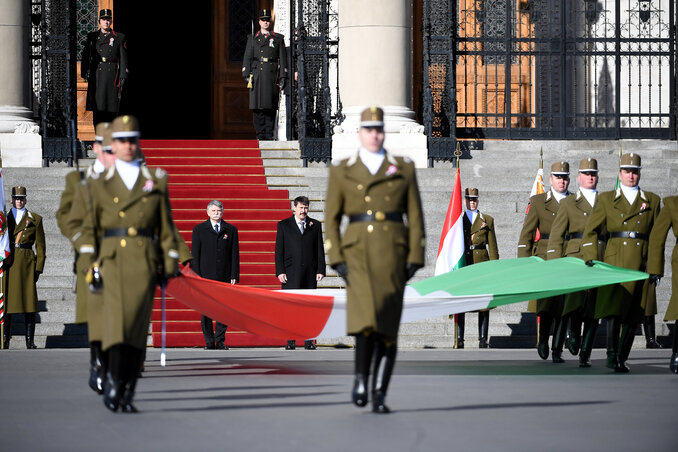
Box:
xmin=142 ymin=140 xmax=292 ymax=347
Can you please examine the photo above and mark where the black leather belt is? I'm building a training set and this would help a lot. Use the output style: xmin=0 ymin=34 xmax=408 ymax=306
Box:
xmin=566 ymin=232 xmax=607 ymax=241
xmin=15 ymin=243 xmax=34 ymax=249
xmin=609 ymin=231 xmax=648 ymax=240
xmin=349 ymin=212 xmax=403 ymax=223
xmin=538 ymin=233 xmax=550 ymax=240
xmin=99 ymin=57 xmax=118 ymax=63
xmin=103 ymin=227 xmax=153 ymax=238
xmin=469 ymin=244 xmax=486 ymax=250
xmin=258 ymin=57 xmax=278 ymax=63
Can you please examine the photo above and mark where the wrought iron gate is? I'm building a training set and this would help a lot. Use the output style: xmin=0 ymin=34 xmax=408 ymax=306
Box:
xmin=291 ymin=0 xmax=340 ymax=163
xmin=423 ymin=0 xmax=676 ymax=156
xmin=38 ymin=0 xmax=78 ymax=164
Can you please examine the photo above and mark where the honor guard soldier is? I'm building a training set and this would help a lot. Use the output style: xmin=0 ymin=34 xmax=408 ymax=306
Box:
xmin=518 ymin=161 xmax=571 ymax=362
xmin=4 ymin=187 xmax=46 ymax=349
xmin=242 ymin=9 xmax=288 ymax=140
xmin=57 ymin=122 xmax=116 ymax=393
xmin=325 ymin=106 xmax=425 ymax=413
xmin=81 ymin=9 xmax=128 ymax=127
xmin=547 ymin=158 xmax=603 ymax=367
xmin=76 ymin=115 xmax=179 ymax=412
xmin=583 ymin=153 xmax=661 ymax=373
xmin=458 ymin=188 xmax=498 ymax=348
xmin=647 ymin=196 xmax=678 ymax=374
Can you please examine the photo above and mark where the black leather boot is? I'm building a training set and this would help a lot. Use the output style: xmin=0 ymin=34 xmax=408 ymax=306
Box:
xmin=567 ymin=315 xmax=582 ymax=356
xmin=371 ymin=339 xmax=396 ymax=414
xmin=670 ymin=321 xmax=678 ymax=374
xmin=643 ymin=316 xmax=662 ymax=348
xmin=2 ymin=314 xmax=11 ymax=349
xmin=285 ymin=340 xmax=296 ymax=350
xmin=103 ymin=345 xmax=123 ymax=412
xmin=352 ymin=333 xmax=374 ymax=408
xmin=578 ymin=320 xmax=598 ymax=368
xmin=25 ymin=313 xmax=37 ymax=349
xmin=304 ymin=340 xmax=316 ymax=350
xmin=537 ymin=315 xmax=551 ymax=360
xmin=478 ymin=311 xmax=490 ymax=348
xmin=88 ymin=344 xmax=99 ymax=393
xmin=615 ymin=323 xmax=636 ymax=373
xmin=605 ymin=317 xmax=620 ymax=369
xmin=120 ymin=347 xmax=143 ymax=413
xmin=551 ymin=316 xmax=566 ymax=363
xmin=90 ymin=341 xmax=106 ymax=394
xmin=455 ymin=313 xmax=465 ymax=349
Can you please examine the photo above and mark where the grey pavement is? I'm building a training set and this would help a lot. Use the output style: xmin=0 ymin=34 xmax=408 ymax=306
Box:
xmin=0 ymin=348 xmax=676 ymax=452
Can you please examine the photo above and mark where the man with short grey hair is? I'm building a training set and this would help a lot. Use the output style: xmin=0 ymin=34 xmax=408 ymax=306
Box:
xmin=191 ymin=200 xmax=240 ymax=349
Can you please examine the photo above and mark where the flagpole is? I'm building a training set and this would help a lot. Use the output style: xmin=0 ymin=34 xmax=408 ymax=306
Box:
xmin=453 ymin=142 xmax=462 ymax=349
xmin=160 ymin=280 xmax=167 ymax=367
xmin=536 ymin=146 xmax=543 ymax=345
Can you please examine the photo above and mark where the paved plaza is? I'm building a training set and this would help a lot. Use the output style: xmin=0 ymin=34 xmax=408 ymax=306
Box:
xmin=0 ymin=348 xmax=675 ymax=451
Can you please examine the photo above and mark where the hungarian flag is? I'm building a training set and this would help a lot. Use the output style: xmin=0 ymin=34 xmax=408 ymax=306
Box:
xmin=433 ymin=167 xmax=465 ymax=276
xmin=166 ymin=258 xmax=648 ymax=341
xmin=524 ymin=161 xmax=545 ymax=240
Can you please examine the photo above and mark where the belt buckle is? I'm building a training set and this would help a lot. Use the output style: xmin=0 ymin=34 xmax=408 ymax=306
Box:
xmin=375 ymin=211 xmax=386 ymax=221
xmin=629 ymin=231 xmax=636 ymax=239
xmin=101 ymin=57 xmax=107 ymax=62
xmin=128 ymin=227 xmax=138 ymax=237
xmin=262 ymin=57 xmax=268 ymax=62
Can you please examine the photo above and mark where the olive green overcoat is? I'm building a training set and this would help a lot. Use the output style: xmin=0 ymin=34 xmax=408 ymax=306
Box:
xmin=325 ymin=151 xmax=425 ymax=340
xmin=463 ymin=212 xmax=498 ymax=312
xmin=6 ymin=209 xmax=46 ymax=314
xmin=647 ymin=195 xmax=678 ymax=321
xmin=242 ymin=31 xmax=288 ymax=110
xmin=582 ymin=187 xmax=660 ymax=322
xmin=76 ymin=163 xmax=178 ymax=350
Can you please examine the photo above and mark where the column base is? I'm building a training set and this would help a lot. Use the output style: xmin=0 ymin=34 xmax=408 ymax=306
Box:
xmin=1 ymin=133 xmax=42 ymax=167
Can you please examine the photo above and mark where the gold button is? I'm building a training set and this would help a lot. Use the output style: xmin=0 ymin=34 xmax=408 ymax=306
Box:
xmin=357 ymin=184 xmax=364 ymax=190
xmin=113 ymin=197 xmax=119 ymax=204
xmin=128 ymin=227 xmax=138 ymax=237
xmin=385 ymin=196 xmax=391 ymax=202
xmin=367 ymin=210 xmax=373 ymax=215
xmin=375 ymin=211 xmax=386 ymax=221
xmin=120 ymin=239 xmax=127 ymax=247
xmin=119 ymin=211 xmax=126 ymax=218
xmin=365 ymin=196 xmax=372 ymax=202
xmin=367 ymin=225 xmax=374 ymax=233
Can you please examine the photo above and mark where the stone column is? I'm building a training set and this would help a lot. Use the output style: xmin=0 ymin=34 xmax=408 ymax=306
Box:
xmin=332 ymin=0 xmax=427 ymax=167
xmin=0 ymin=0 xmax=42 ymax=167
xmin=274 ymin=0 xmax=291 ymax=141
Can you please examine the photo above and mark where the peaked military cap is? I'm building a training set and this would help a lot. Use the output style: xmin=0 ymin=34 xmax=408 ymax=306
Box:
xmin=620 ymin=152 xmax=641 ymax=169
xmin=94 ymin=122 xmax=111 ymax=143
xmin=12 ymin=186 xmax=27 ymax=198
xmin=550 ymin=161 xmax=570 ymax=176
xmin=99 ymin=9 xmax=112 ymax=19
xmin=464 ymin=188 xmax=479 ymax=198
xmin=360 ymin=106 xmax=384 ymax=128
xmin=111 ymin=115 xmax=141 ymax=139
xmin=101 ymin=124 xmax=114 ymax=152
xmin=259 ymin=9 xmax=271 ymax=20
xmin=578 ymin=158 xmax=598 ymax=172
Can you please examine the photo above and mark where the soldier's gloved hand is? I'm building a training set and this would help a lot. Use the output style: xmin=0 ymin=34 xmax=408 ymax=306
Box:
xmin=332 ymin=262 xmax=348 ymax=281
xmin=280 ymin=78 xmax=287 ymax=91
xmin=649 ymin=274 xmax=661 ymax=286
xmin=585 ymin=260 xmax=594 ymax=267
xmin=406 ymin=263 xmax=423 ymax=280
xmin=34 ymin=271 xmax=41 ymax=282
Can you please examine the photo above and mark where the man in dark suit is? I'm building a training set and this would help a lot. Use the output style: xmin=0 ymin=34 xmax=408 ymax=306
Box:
xmin=275 ymin=196 xmax=326 ymax=350
xmin=191 ymin=200 xmax=240 ymax=349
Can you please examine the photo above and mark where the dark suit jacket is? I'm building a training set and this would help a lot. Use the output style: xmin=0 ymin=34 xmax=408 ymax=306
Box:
xmin=191 ymin=220 xmax=239 ymax=282
xmin=275 ymin=215 xmax=326 ymax=289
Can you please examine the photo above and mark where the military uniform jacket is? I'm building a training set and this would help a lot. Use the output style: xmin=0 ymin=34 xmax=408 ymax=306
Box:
xmin=81 ymin=29 xmax=128 ymax=112
xmin=648 ymin=196 xmax=678 ymax=321
xmin=518 ymin=190 xmax=570 ymax=315
xmin=6 ymin=209 xmax=46 ymax=314
xmin=463 ymin=212 xmax=498 ymax=265
xmin=191 ymin=219 xmax=240 ymax=283
xmin=242 ymin=30 xmax=288 ymax=110
xmin=274 ymin=215 xmax=326 ymax=290
xmin=76 ymin=163 xmax=178 ymax=350
xmin=582 ymin=187 xmax=661 ymax=321
xmin=325 ymin=151 xmax=425 ymax=339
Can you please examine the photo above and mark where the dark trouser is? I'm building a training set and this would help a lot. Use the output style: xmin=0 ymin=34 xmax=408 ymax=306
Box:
xmin=252 ymin=109 xmax=277 ymax=140
xmin=93 ymin=110 xmax=117 ymax=128
xmin=201 ymin=316 xmax=227 ymax=347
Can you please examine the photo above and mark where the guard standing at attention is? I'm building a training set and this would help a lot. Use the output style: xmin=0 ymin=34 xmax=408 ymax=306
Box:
xmin=647 ymin=195 xmax=678 ymax=374
xmin=546 ymin=158 xmax=603 ymax=367
xmin=518 ymin=161 xmax=571 ymax=362
xmin=81 ymin=9 xmax=128 ymax=127
xmin=242 ymin=9 xmax=288 ymax=140
xmin=57 ymin=122 xmax=116 ymax=393
xmin=582 ymin=153 xmax=660 ymax=373
xmin=76 ymin=115 xmax=179 ymax=412
xmin=4 ymin=187 xmax=46 ymax=349
xmin=325 ymin=106 xmax=425 ymax=413
xmin=458 ymin=188 xmax=498 ymax=349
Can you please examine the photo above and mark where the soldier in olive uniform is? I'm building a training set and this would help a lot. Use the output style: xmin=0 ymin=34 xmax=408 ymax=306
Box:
xmin=4 ymin=187 xmax=46 ymax=349
xmin=76 ymin=115 xmax=179 ymax=412
xmin=547 ymin=158 xmax=603 ymax=367
xmin=325 ymin=107 xmax=425 ymax=413
xmin=647 ymin=196 xmax=678 ymax=374
xmin=583 ymin=153 xmax=660 ymax=373
xmin=57 ymin=122 xmax=116 ymax=393
xmin=242 ymin=9 xmax=288 ymax=140
xmin=518 ymin=161 xmax=571 ymax=362
xmin=81 ymin=9 xmax=128 ymax=126
xmin=457 ymin=188 xmax=498 ymax=349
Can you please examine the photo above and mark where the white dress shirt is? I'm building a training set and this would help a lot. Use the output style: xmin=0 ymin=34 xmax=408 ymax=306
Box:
xmin=620 ymin=183 xmax=639 ymax=205
xmin=359 ymin=147 xmax=385 ymax=175
xmin=116 ymin=159 xmax=140 ymax=191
